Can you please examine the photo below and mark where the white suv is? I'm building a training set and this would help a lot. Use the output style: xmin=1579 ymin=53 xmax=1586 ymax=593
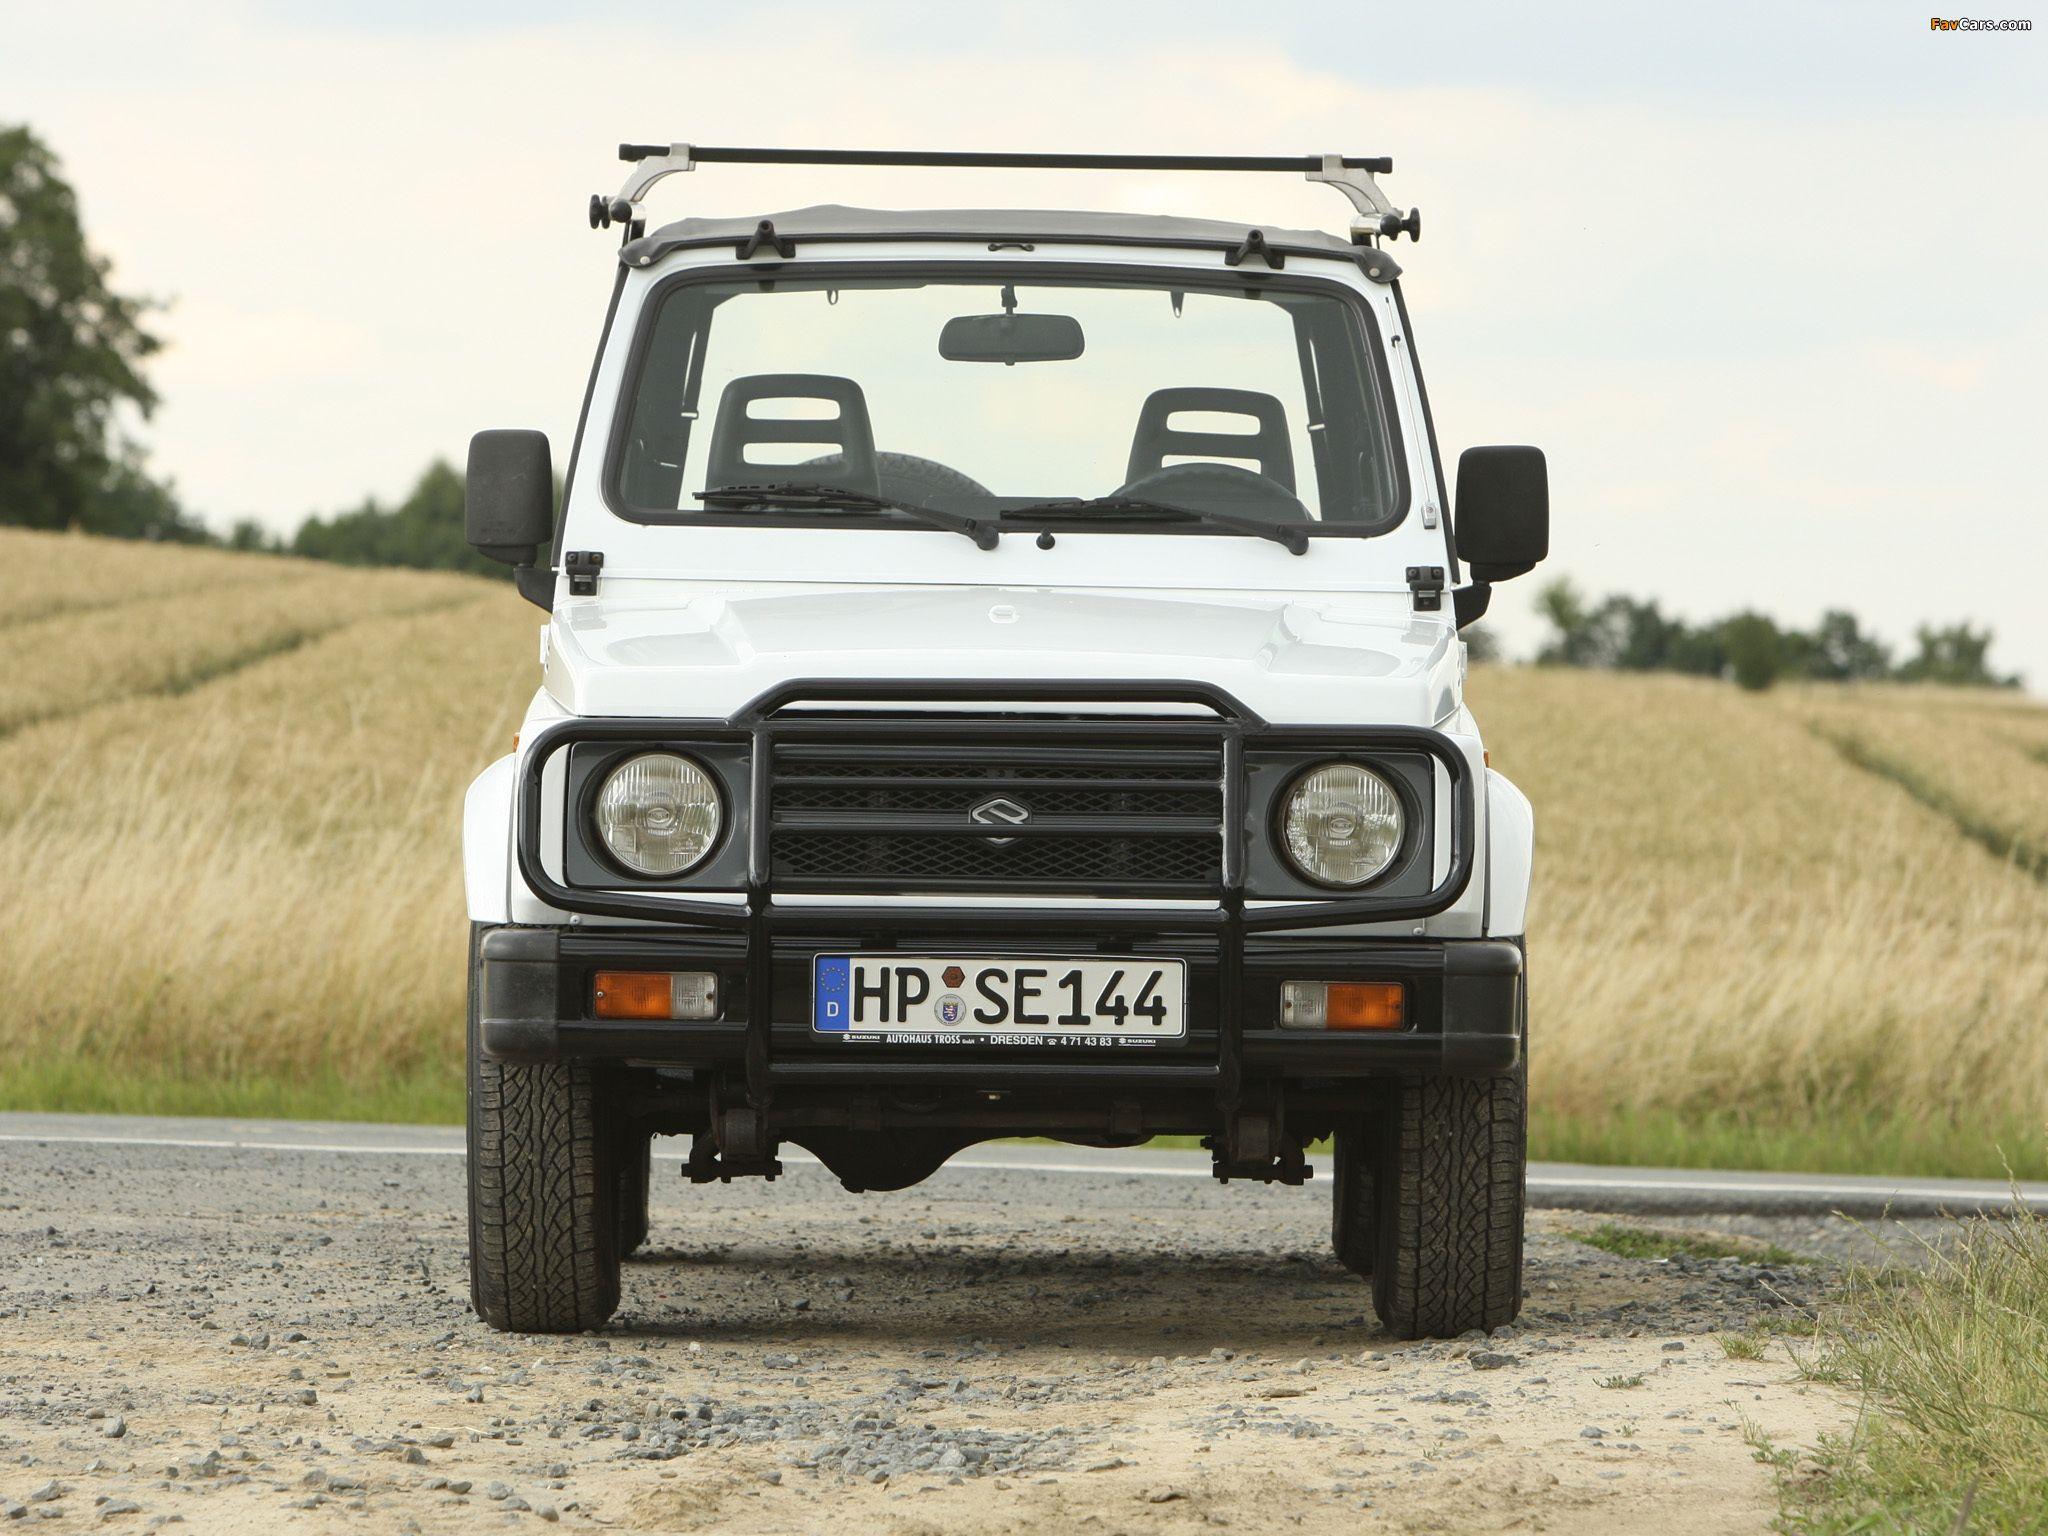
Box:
xmin=461 ymin=144 xmax=1547 ymax=1340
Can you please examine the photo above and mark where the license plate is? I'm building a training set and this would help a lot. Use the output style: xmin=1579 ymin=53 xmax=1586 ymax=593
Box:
xmin=812 ymin=955 xmax=1187 ymax=1044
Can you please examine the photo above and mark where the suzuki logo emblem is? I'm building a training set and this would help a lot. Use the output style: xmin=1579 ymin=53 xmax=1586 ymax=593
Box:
xmin=970 ymin=796 xmax=1031 ymax=846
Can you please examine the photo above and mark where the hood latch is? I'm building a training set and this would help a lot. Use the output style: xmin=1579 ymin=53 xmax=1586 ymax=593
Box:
xmin=564 ymin=550 xmax=605 ymax=597
xmin=1406 ymin=565 xmax=1445 ymax=613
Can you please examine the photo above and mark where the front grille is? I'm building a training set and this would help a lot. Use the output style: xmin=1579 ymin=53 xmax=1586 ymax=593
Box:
xmin=770 ymin=736 xmax=1224 ymax=895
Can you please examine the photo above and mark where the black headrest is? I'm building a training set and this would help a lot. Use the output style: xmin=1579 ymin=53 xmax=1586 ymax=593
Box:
xmin=705 ymin=373 xmax=878 ymax=495
xmin=1126 ymin=387 xmax=1294 ymax=492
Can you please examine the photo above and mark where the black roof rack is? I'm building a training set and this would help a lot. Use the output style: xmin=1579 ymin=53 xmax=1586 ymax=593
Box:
xmin=618 ymin=145 xmax=1392 ymax=175
xmin=592 ymin=143 xmax=1415 ymax=248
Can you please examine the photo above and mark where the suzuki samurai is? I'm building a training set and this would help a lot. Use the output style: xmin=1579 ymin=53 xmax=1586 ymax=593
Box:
xmin=461 ymin=143 xmax=1548 ymax=1339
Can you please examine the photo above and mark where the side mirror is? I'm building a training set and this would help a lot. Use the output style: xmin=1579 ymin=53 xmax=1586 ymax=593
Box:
xmin=466 ymin=429 xmax=554 ymax=566
xmin=1455 ymin=445 xmax=1548 ymax=582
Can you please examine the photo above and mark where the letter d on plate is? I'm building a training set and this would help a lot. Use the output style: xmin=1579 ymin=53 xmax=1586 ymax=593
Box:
xmin=814 ymin=956 xmax=851 ymax=1031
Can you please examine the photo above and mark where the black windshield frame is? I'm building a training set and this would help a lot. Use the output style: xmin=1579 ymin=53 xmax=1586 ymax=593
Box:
xmin=600 ymin=259 xmax=1413 ymax=540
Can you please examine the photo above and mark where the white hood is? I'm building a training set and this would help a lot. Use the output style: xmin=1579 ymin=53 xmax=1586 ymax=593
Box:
xmin=542 ymin=582 xmax=1464 ymax=726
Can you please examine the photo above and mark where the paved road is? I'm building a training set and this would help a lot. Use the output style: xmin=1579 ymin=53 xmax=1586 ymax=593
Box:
xmin=3 ymin=1112 xmax=2042 ymax=1218
xmin=0 ymin=1110 xmax=1864 ymax=1534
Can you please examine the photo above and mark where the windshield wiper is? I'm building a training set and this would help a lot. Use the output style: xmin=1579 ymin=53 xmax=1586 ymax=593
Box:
xmin=695 ymin=482 xmax=999 ymax=549
xmin=1004 ymin=496 xmax=1309 ymax=555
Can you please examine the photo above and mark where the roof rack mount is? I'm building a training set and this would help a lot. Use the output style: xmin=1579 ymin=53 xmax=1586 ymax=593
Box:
xmin=594 ymin=144 xmax=1415 ymax=247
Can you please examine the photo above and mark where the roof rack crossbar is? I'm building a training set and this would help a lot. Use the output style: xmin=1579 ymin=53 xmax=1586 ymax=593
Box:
xmin=603 ymin=143 xmax=1413 ymax=246
xmin=621 ymin=144 xmax=1391 ymax=173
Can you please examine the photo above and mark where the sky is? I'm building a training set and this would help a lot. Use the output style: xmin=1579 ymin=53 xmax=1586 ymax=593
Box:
xmin=5 ymin=0 xmax=2043 ymax=678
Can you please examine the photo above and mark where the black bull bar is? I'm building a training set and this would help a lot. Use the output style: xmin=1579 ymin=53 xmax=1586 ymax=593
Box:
xmin=513 ymin=678 xmax=1478 ymax=1131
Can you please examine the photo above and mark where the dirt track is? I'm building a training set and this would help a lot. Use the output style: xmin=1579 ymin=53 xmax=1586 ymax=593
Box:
xmin=0 ymin=1126 xmax=1850 ymax=1533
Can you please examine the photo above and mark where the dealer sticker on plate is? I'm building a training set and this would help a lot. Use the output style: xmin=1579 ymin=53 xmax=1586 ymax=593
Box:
xmin=812 ymin=954 xmax=1186 ymax=1044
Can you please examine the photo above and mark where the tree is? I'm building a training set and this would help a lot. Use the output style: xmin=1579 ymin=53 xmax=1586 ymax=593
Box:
xmin=1535 ymin=580 xmax=1724 ymax=675
xmin=1895 ymin=623 xmax=2017 ymax=688
xmin=227 ymin=519 xmax=280 ymax=553
xmin=1805 ymin=609 xmax=1892 ymax=682
xmin=0 ymin=124 xmax=199 ymax=537
xmin=1534 ymin=578 xmax=1601 ymax=666
xmin=1720 ymin=612 xmax=1785 ymax=691
xmin=1662 ymin=623 xmax=1727 ymax=678
xmin=290 ymin=460 xmax=547 ymax=579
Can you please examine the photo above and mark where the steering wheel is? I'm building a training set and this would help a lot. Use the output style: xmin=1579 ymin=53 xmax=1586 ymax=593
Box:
xmin=802 ymin=452 xmax=992 ymax=508
xmin=1115 ymin=462 xmax=1305 ymax=520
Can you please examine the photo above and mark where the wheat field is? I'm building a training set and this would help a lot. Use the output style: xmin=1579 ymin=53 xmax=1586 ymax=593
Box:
xmin=1471 ymin=669 xmax=2048 ymax=1175
xmin=2 ymin=528 xmax=2044 ymax=1173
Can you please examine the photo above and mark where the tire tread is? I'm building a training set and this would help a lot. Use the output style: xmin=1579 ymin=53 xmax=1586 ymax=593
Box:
xmin=466 ymin=927 xmax=620 ymax=1333
xmin=1333 ymin=954 xmax=1528 ymax=1340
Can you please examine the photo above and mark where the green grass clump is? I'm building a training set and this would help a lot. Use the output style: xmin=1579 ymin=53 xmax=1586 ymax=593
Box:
xmin=1123 ymin=1115 xmax=2048 ymax=1183
xmin=1776 ymin=1205 xmax=2048 ymax=1532
xmin=1530 ymin=1106 xmax=2048 ymax=1184
xmin=1570 ymin=1221 xmax=1807 ymax=1267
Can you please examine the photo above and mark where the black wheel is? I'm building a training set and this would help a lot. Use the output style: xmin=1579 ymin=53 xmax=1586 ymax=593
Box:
xmin=466 ymin=926 xmax=621 ymax=1333
xmin=1363 ymin=1072 xmax=1525 ymax=1338
xmin=1336 ymin=959 xmax=1527 ymax=1339
xmin=616 ymin=1132 xmax=652 ymax=1257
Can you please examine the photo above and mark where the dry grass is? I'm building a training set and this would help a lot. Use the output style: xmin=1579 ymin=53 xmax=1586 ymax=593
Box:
xmin=0 ymin=564 xmax=467 ymax=737
xmin=0 ymin=528 xmax=534 ymax=1109
xmin=1797 ymin=683 xmax=2048 ymax=879
xmin=1471 ymin=667 xmax=2048 ymax=1177
xmin=3 ymin=527 xmax=2045 ymax=1168
xmin=0 ymin=529 xmax=308 ymax=628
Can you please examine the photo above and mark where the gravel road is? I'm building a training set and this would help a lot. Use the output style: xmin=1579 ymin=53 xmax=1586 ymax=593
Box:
xmin=0 ymin=1122 xmax=1861 ymax=1534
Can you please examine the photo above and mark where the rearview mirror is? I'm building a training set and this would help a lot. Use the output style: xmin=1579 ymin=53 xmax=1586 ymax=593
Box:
xmin=1455 ymin=445 xmax=1548 ymax=582
xmin=939 ymin=312 xmax=1085 ymax=364
xmin=466 ymin=429 xmax=553 ymax=566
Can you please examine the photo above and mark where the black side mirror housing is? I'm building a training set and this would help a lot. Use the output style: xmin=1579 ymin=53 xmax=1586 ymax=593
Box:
xmin=467 ymin=429 xmax=554 ymax=567
xmin=1455 ymin=445 xmax=1548 ymax=583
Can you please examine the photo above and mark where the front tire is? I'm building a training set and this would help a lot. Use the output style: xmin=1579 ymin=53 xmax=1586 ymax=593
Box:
xmin=1361 ymin=1071 xmax=1526 ymax=1338
xmin=466 ymin=927 xmax=622 ymax=1333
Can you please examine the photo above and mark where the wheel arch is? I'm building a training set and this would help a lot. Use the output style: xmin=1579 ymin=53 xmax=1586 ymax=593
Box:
xmin=1484 ymin=767 xmax=1534 ymax=937
xmin=464 ymin=754 xmax=516 ymax=924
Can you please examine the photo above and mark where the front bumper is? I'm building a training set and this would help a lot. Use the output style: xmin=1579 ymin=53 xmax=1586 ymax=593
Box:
xmin=495 ymin=679 xmax=1514 ymax=1174
xmin=478 ymin=923 xmax=1524 ymax=1083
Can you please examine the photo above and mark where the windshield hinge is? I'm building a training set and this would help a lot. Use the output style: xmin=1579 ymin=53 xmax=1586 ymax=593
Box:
xmin=736 ymin=219 xmax=795 ymax=260
xmin=564 ymin=550 xmax=605 ymax=597
xmin=1406 ymin=564 xmax=1445 ymax=613
xmin=1223 ymin=228 xmax=1284 ymax=270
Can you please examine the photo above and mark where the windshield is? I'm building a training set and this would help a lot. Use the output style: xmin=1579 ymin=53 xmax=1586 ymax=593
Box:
xmin=610 ymin=270 xmax=1406 ymax=537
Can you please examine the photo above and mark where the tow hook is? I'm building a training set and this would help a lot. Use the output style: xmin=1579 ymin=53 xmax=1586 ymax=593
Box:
xmin=1208 ymin=1110 xmax=1313 ymax=1186
xmin=685 ymin=1106 xmax=783 ymax=1184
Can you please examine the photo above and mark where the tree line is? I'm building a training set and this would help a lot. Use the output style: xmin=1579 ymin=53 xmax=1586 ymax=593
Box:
xmin=1533 ymin=578 xmax=2019 ymax=690
xmin=225 ymin=461 xmax=544 ymax=581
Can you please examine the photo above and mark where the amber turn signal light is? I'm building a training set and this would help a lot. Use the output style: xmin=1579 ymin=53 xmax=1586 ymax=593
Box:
xmin=1326 ymin=982 xmax=1406 ymax=1029
xmin=1279 ymin=980 xmax=1406 ymax=1031
xmin=593 ymin=970 xmax=719 ymax=1021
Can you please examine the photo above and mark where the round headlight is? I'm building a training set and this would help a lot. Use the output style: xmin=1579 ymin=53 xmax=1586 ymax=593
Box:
xmin=1280 ymin=763 xmax=1405 ymax=887
xmin=593 ymin=753 xmax=722 ymax=876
